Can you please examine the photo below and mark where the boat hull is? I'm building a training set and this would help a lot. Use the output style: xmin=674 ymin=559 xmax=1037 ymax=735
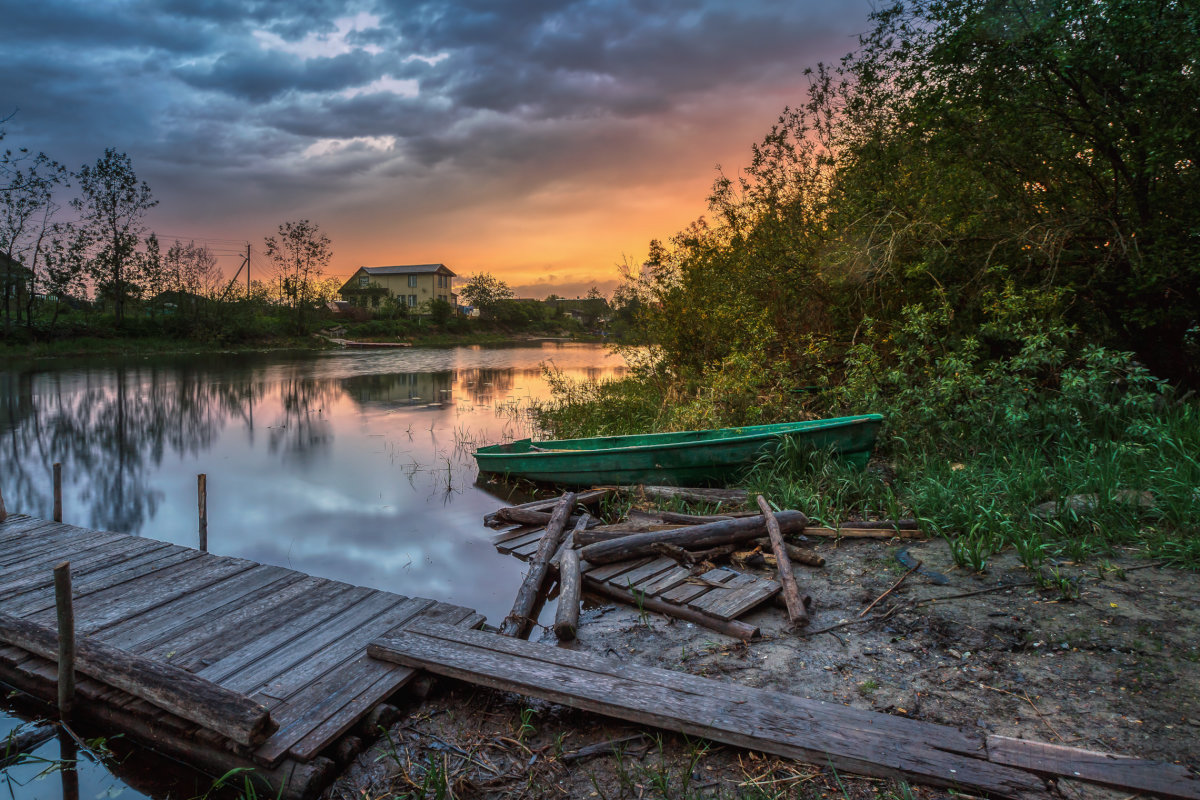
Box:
xmin=474 ymin=414 xmax=883 ymax=487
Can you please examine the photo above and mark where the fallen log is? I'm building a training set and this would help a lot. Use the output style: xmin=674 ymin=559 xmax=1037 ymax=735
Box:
xmin=757 ymin=496 xmax=808 ymax=627
xmin=0 ymin=722 xmax=55 ymax=769
xmin=499 ymin=492 xmax=576 ymax=638
xmin=742 ymin=541 xmax=826 ymax=568
xmin=494 ymin=508 xmax=597 ymax=528
xmin=581 ymin=578 xmax=759 ymax=640
xmin=601 ymin=485 xmax=749 ymax=506
xmin=574 ymin=524 xmax=682 ymax=546
xmin=484 ymin=489 xmax=608 ymax=528
xmin=802 ymin=526 xmax=925 ymax=540
xmin=0 ymin=612 xmax=275 ymax=747
xmin=553 ymin=549 xmax=582 ymax=641
xmin=579 ymin=511 xmax=808 ymax=565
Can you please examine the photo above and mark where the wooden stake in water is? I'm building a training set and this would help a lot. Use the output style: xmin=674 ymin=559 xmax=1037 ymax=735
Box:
xmin=198 ymin=473 xmax=208 ymax=552
xmin=0 ymin=481 xmax=7 ymax=523
xmin=53 ymin=463 xmax=62 ymax=523
xmin=54 ymin=561 xmax=75 ymax=719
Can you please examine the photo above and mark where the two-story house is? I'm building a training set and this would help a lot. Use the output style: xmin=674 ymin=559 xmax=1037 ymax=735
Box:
xmin=338 ymin=264 xmax=456 ymax=310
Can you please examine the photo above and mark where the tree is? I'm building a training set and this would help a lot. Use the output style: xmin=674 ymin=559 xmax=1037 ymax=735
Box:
xmin=0 ymin=150 xmax=67 ymax=332
xmin=460 ymin=272 xmax=514 ymax=315
xmin=263 ymin=219 xmax=332 ymax=332
xmin=73 ymin=149 xmax=157 ymax=323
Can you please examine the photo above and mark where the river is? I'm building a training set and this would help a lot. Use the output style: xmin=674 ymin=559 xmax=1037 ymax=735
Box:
xmin=0 ymin=341 xmax=626 ymax=799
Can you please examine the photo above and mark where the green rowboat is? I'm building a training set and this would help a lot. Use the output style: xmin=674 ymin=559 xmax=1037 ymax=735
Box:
xmin=473 ymin=414 xmax=883 ymax=487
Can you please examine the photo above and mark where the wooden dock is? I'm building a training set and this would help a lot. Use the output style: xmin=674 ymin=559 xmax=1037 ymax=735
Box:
xmin=0 ymin=513 xmax=483 ymax=799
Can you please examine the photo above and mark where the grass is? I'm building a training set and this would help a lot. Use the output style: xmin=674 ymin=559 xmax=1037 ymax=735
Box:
xmin=534 ymin=364 xmax=1200 ymax=572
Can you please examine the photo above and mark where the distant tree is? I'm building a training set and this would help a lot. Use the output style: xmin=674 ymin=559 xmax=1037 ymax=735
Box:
xmin=429 ymin=297 xmax=453 ymax=325
xmin=73 ymin=149 xmax=157 ymax=323
xmin=0 ymin=149 xmax=67 ymax=332
xmin=460 ymin=272 xmax=514 ymax=315
xmin=166 ymin=240 xmax=221 ymax=299
xmin=264 ymin=219 xmax=332 ymax=332
xmin=40 ymin=221 xmax=90 ymax=327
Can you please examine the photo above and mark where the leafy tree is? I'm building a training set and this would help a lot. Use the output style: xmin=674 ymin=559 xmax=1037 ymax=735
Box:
xmin=429 ymin=297 xmax=453 ymax=325
xmin=263 ymin=219 xmax=332 ymax=333
xmin=460 ymin=272 xmax=514 ymax=315
xmin=73 ymin=149 xmax=158 ymax=323
xmin=0 ymin=150 xmax=67 ymax=332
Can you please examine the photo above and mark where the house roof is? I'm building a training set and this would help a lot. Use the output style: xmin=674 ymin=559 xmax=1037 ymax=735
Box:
xmin=358 ymin=263 xmax=456 ymax=276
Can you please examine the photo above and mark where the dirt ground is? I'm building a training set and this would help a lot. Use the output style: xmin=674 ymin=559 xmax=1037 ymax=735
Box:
xmin=330 ymin=534 xmax=1200 ymax=799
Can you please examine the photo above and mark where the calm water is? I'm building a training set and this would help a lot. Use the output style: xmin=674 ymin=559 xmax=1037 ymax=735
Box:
xmin=0 ymin=342 xmax=625 ymax=797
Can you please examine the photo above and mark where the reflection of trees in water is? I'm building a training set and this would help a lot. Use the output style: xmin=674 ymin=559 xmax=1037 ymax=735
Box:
xmin=0 ymin=363 xmax=304 ymax=533
xmin=268 ymin=374 xmax=340 ymax=463
xmin=341 ymin=371 xmax=455 ymax=410
xmin=454 ymin=368 xmax=516 ymax=405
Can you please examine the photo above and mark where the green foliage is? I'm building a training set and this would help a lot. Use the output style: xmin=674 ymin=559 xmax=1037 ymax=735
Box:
xmin=460 ymin=272 xmax=514 ymax=313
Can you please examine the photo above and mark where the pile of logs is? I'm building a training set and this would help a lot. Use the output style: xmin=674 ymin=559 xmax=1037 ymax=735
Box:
xmin=490 ymin=486 xmax=924 ymax=641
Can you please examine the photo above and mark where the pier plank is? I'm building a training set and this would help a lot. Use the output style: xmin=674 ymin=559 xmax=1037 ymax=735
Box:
xmin=370 ymin=623 xmax=1047 ymax=799
xmin=196 ymin=585 xmax=375 ymax=684
xmin=0 ymin=519 xmax=75 ymax=553
xmin=219 ymin=592 xmax=408 ymax=694
xmin=97 ymin=565 xmax=297 ymax=649
xmin=0 ymin=528 xmax=124 ymax=572
xmin=0 ymin=538 xmax=168 ymax=596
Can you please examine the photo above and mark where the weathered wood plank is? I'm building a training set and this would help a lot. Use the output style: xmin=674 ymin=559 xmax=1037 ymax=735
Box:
xmin=986 ymin=735 xmax=1200 ymax=799
xmin=249 ymin=596 xmax=434 ymax=703
xmin=200 ymin=587 xmax=384 ymax=688
xmin=5 ymin=546 xmax=204 ymax=616
xmin=657 ymin=567 xmax=738 ymax=605
xmin=579 ymin=512 xmax=808 ymax=565
xmin=0 ymin=528 xmax=124 ymax=572
xmin=370 ymin=624 xmax=1047 ymax=799
xmin=263 ymin=603 xmax=477 ymax=765
xmin=96 ymin=565 xmax=298 ymax=650
xmin=26 ymin=555 xmax=253 ymax=634
xmin=493 ymin=528 xmax=546 ymax=555
xmin=607 ymin=557 xmax=678 ymax=591
xmin=584 ymin=557 xmax=654 ymax=583
xmin=491 ymin=525 xmax=543 ymax=549
xmin=0 ymin=538 xmax=168 ymax=597
xmin=148 ymin=578 xmax=354 ymax=671
xmin=637 ymin=565 xmax=694 ymax=596
xmin=0 ymin=611 xmax=275 ymax=747
xmin=0 ymin=518 xmax=71 ymax=549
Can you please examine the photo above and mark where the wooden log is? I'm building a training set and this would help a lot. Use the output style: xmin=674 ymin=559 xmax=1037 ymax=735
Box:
xmin=53 ymin=463 xmax=62 ymax=523
xmin=553 ymin=548 xmax=582 ymax=641
xmin=484 ymin=489 xmax=608 ymax=527
xmin=0 ymin=481 xmax=7 ymax=522
xmin=757 ymin=497 xmax=808 ymax=627
xmin=197 ymin=474 xmax=208 ymax=552
xmin=499 ymin=492 xmax=576 ymax=638
xmin=840 ymin=519 xmax=920 ymax=530
xmin=581 ymin=578 xmax=759 ymax=640
xmin=802 ymin=526 xmax=925 ymax=540
xmin=54 ymin=562 xmax=75 ymax=718
xmin=0 ymin=611 xmax=276 ymax=747
xmin=574 ymin=526 xmax=678 ymax=546
xmin=751 ymin=538 xmax=825 ymax=567
xmin=0 ymin=722 xmax=55 ymax=769
xmin=656 ymin=511 xmax=734 ymax=524
xmin=495 ymin=507 xmax=596 ymax=528
xmin=601 ymin=485 xmax=749 ymax=506
xmin=579 ymin=511 xmax=808 ymax=565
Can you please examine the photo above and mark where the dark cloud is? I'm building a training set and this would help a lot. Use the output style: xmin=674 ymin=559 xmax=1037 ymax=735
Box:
xmin=0 ymin=0 xmax=872 ymax=293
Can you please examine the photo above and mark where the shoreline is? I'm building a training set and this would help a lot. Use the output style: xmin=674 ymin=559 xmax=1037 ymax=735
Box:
xmin=0 ymin=332 xmax=610 ymax=363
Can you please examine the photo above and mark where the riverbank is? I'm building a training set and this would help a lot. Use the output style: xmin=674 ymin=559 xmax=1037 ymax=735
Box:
xmin=0 ymin=330 xmax=609 ymax=362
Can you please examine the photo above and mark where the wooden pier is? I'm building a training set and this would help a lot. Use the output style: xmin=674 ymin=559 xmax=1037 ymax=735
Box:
xmin=0 ymin=513 xmax=482 ymax=799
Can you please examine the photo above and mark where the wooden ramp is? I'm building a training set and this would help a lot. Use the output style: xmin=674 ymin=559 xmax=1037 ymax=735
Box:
xmin=371 ymin=622 xmax=1200 ymax=800
xmin=495 ymin=526 xmax=779 ymax=623
xmin=0 ymin=514 xmax=483 ymax=799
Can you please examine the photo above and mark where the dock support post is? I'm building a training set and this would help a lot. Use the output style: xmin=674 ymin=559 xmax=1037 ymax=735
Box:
xmin=53 ymin=463 xmax=62 ymax=522
xmin=198 ymin=474 xmax=208 ymax=552
xmin=0 ymin=480 xmax=7 ymax=523
xmin=54 ymin=561 xmax=75 ymax=719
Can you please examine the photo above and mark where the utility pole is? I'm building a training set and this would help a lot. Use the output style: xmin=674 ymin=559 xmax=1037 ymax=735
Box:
xmin=246 ymin=243 xmax=251 ymax=299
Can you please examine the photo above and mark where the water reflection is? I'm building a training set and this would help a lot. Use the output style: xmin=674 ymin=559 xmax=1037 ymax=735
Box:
xmin=0 ymin=345 xmax=625 ymax=622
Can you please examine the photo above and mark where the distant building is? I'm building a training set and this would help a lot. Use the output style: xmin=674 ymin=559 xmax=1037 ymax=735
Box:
xmin=338 ymin=264 xmax=457 ymax=310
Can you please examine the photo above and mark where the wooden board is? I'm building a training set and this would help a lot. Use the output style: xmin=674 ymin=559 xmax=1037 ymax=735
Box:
xmin=369 ymin=623 xmax=1047 ymax=799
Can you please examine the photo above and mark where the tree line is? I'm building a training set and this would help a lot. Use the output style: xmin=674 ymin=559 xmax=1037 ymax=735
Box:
xmin=1 ymin=129 xmax=339 ymax=341
xmin=618 ymin=0 xmax=1199 ymax=392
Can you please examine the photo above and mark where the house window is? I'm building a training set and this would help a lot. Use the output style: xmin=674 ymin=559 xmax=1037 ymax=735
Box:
xmin=408 ymin=294 xmax=417 ymax=307
xmin=358 ymin=275 xmax=369 ymax=288
xmin=408 ymin=275 xmax=418 ymax=287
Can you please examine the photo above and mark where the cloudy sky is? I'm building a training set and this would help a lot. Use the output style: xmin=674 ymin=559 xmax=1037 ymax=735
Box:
xmin=2 ymin=0 xmax=872 ymax=296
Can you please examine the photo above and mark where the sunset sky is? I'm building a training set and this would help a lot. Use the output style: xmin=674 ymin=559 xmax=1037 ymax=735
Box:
xmin=3 ymin=1 xmax=873 ymax=298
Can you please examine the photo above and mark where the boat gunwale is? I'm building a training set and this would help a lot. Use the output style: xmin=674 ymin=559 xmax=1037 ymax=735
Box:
xmin=474 ymin=414 xmax=883 ymax=462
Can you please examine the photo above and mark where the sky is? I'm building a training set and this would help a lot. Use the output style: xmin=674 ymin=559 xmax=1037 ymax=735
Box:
xmin=2 ymin=0 xmax=873 ymax=298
